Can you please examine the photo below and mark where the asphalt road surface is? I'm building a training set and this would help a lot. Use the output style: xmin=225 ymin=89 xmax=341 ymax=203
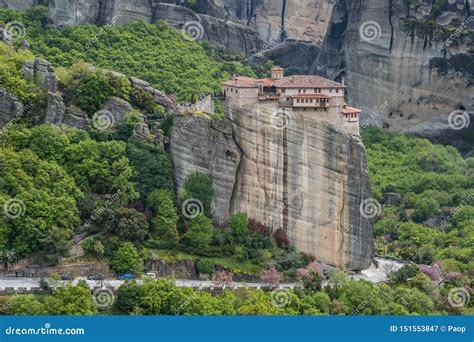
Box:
xmin=0 ymin=257 xmax=403 ymax=291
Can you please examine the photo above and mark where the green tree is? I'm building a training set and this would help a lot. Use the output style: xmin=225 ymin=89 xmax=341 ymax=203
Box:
xmin=393 ymin=286 xmax=435 ymax=315
xmin=45 ymin=283 xmax=97 ymax=315
xmin=184 ymin=214 xmax=213 ymax=251
xmin=74 ymin=70 xmax=114 ymax=115
xmin=229 ymin=212 xmax=248 ymax=238
xmin=183 ymin=172 xmax=213 ymax=217
xmin=8 ymin=295 xmax=47 ymax=315
xmin=111 ymin=242 xmax=143 ymax=274
xmin=338 ymin=281 xmax=387 ymax=315
xmin=0 ymin=148 xmax=81 ymax=260
xmin=113 ymin=208 xmax=150 ymax=246
xmin=149 ymin=190 xmax=179 ymax=247
xmin=113 ymin=282 xmax=144 ymax=314
xmin=412 ymin=198 xmax=440 ymax=223
xmin=126 ymin=140 xmax=173 ymax=196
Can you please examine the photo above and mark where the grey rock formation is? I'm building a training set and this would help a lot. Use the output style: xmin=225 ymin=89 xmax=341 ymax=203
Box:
xmin=253 ymin=0 xmax=335 ymax=45
xmin=23 ymin=58 xmax=58 ymax=93
xmin=44 ymin=92 xmax=66 ymax=125
xmin=101 ymin=96 xmax=133 ymax=124
xmin=0 ymin=28 xmax=11 ymax=45
xmin=313 ymin=0 xmax=473 ymax=137
xmin=0 ymin=0 xmax=37 ymax=9
xmin=170 ymin=114 xmax=241 ymax=225
xmin=170 ymin=107 xmax=373 ymax=270
xmin=62 ymin=106 xmax=91 ymax=129
xmin=129 ymin=77 xmax=176 ymax=110
xmin=0 ymin=88 xmax=24 ymax=128
xmin=250 ymin=39 xmax=320 ymax=74
xmin=199 ymin=12 xmax=264 ymax=55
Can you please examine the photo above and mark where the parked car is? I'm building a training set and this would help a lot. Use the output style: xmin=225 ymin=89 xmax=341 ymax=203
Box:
xmin=117 ymin=273 xmax=136 ymax=280
xmin=59 ymin=273 xmax=73 ymax=280
xmin=87 ymin=273 xmax=105 ymax=281
xmin=143 ymin=272 xmax=156 ymax=280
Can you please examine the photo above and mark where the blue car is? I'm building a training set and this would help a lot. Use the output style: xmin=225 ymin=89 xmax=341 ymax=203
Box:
xmin=117 ymin=273 xmax=136 ymax=280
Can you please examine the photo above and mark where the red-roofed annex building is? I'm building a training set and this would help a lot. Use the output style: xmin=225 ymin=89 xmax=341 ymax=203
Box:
xmin=223 ymin=67 xmax=361 ymax=136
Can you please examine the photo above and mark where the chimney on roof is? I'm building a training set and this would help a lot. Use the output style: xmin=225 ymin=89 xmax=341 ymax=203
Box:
xmin=341 ymin=77 xmax=345 ymax=86
xmin=271 ymin=67 xmax=284 ymax=80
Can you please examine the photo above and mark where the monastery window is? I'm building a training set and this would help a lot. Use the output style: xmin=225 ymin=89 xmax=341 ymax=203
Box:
xmin=235 ymin=90 xmax=238 ymax=94
xmin=336 ymin=89 xmax=339 ymax=94
xmin=282 ymin=89 xmax=286 ymax=93
xmin=303 ymin=89 xmax=307 ymax=94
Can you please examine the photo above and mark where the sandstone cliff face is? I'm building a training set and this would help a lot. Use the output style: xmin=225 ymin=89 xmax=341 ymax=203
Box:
xmin=0 ymin=0 xmax=37 ymax=9
xmin=170 ymin=106 xmax=373 ymax=271
xmin=314 ymin=0 xmax=473 ymax=135
xmin=46 ymin=0 xmax=265 ymax=55
xmin=254 ymin=0 xmax=334 ymax=45
xmin=43 ymin=0 xmax=333 ymax=56
xmin=170 ymin=115 xmax=241 ymax=225
xmin=0 ymin=88 xmax=24 ymax=128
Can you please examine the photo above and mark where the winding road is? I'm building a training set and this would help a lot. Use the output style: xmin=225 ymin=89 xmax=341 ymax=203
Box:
xmin=0 ymin=258 xmax=404 ymax=292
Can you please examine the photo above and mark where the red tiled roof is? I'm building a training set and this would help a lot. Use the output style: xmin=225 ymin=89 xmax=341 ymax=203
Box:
xmin=273 ymin=75 xmax=345 ymax=88
xmin=342 ymin=106 xmax=361 ymax=114
xmin=223 ymin=77 xmax=258 ymax=88
xmin=223 ymin=75 xmax=345 ymax=89
xmin=255 ymin=78 xmax=274 ymax=87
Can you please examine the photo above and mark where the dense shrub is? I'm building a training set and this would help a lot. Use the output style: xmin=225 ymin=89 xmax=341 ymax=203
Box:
xmin=182 ymin=172 xmax=213 ymax=217
xmin=229 ymin=212 xmax=248 ymax=238
xmin=111 ymin=242 xmax=143 ymax=274
xmin=184 ymin=214 xmax=213 ymax=251
xmin=196 ymin=259 xmax=215 ymax=274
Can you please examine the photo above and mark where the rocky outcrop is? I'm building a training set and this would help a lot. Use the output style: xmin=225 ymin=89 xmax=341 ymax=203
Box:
xmin=129 ymin=77 xmax=176 ymax=110
xmin=23 ymin=58 xmax=58 ymax=93
xmin=7 ymin=58 xmax=174 ymax=129
xmin=250 ymin=39 xmax=320 ymax=74
xmin=101 ymin=96 xmax=133 ymax=123
xmin=0 ymin=28 xmax=11 ymax=45
xmin=170 ymin=106 xmax=373 ymax=271
xmin=313 ymin=0 xmax=473 ymax=136
xmin=45 ymin=0 xmax=332 ymax=56
xmin=62 ymin=106 xmax=91 ymax=129
xmin=170 ymin=114 xmax=241 ymax=225
xmin=44 ymin=92 xmax=66 ymax=125
xmin=253 ymin=0 xmax=335 ymax=45
xmin=0 ymin=88 xmax=24 ymax=128
xmin=0 ymin=0 xmax=37 ymax=9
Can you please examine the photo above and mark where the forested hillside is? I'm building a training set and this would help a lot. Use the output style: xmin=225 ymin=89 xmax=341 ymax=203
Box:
xmin=0 ymin=6 xmax=472 ymax=316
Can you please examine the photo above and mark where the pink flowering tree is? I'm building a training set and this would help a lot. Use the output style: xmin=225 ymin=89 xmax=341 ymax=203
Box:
xmin=418 ymin=264 xmax=442 ymax=282
xmin=261 ymin=267 xmax=281 ymax=289
xmin=297 ymin=261 xmax=324 ymax=291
